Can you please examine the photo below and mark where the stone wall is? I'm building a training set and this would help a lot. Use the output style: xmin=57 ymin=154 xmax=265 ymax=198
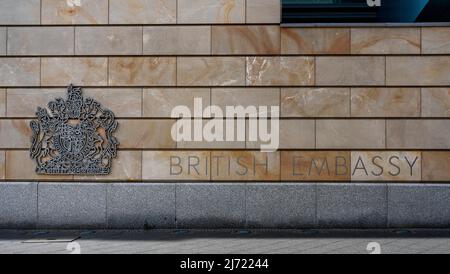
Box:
xmin=0 ymin=0 xmax=449 ymax=228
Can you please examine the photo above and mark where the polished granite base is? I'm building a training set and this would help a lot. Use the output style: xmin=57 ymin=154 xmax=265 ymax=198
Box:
xmin=1 ymin=182 xmax=449 ymax=229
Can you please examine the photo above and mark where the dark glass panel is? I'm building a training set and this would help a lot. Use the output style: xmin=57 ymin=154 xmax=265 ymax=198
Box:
xmin=282 ymin=0 xmax=450 ymax=24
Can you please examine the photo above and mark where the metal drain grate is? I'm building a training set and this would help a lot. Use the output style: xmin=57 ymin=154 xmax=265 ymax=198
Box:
xmin=22 ymin=233 xmax=80 ymax=244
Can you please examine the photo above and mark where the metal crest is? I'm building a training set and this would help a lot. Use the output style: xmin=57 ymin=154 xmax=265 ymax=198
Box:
xmin=30 ymin=85 xmax=119 ymax=175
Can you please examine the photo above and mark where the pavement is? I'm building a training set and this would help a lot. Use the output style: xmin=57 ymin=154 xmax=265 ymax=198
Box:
xmin=1 ymin=229 xmax=450 ymax=254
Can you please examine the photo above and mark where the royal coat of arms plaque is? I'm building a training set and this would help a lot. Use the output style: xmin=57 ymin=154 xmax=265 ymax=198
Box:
xmin=30 ymin=85 xmax=119 ymax=175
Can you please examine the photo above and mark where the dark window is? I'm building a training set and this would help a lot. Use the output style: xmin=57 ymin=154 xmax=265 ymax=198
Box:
xmin=282 ymin=0 xmax=450 ymax=24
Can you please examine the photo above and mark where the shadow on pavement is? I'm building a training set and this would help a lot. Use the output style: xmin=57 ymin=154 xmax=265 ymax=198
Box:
xmin=1 ymin=229 xmax=450 ymax=241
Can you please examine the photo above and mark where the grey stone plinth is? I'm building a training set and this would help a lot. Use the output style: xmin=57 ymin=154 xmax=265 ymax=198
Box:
xmin=107 ymin=183 xmax=176 ymax=229
xmin=0 ymin=28 xmax=6 ymax=55
xmin=0 ymin=182 xmax=37 ymax=228
xmin=176 ymin=183 xmax=246 ymax=228
xmin=37 ymin=183 xmax=107 ymax=229
xmin=388 ymin=184 xmax=450 ymax=228
xmin=246 ymin=183 xmax=316 ymax=228
xmin=317 ymin=183 xmax=387 ymax=228
xmin=4 ymin=182 xmax=450 ymax=229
